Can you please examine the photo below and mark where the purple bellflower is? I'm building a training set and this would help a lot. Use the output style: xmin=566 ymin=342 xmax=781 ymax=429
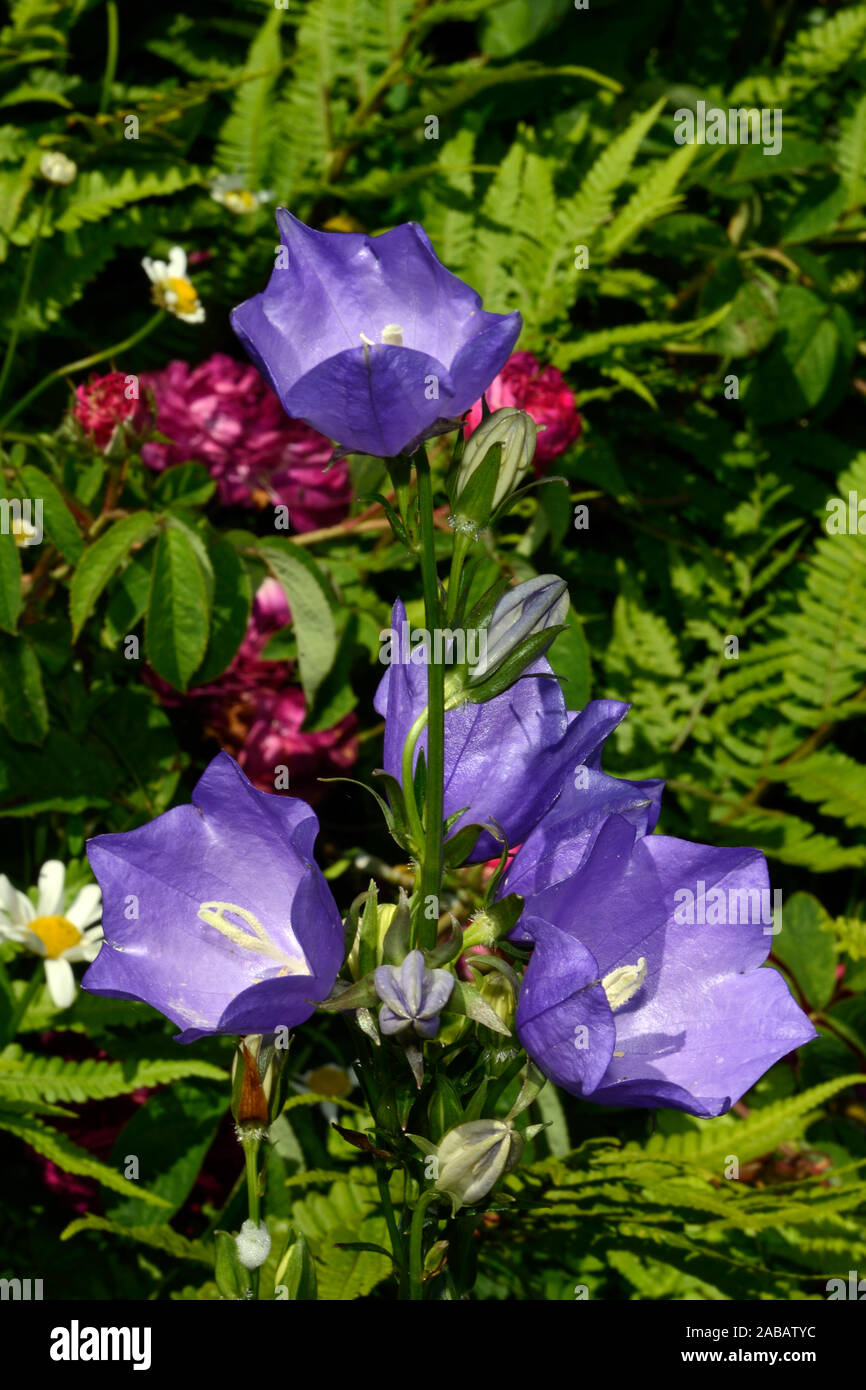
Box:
xmin=512 ymin=814 xmax=816 ymax=1116
xmin=374 ymin=598 xmax=663 ymax=859
xmin=230 ymin=210 xmax=522 ymax=458
xmin=82 ymin=753 xmax=343 ymax=1043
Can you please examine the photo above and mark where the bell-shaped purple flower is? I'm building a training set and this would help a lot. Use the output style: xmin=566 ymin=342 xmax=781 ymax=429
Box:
xmin=230 ymin=210 xmax=522 ymax=458
xmin=374 ymin=949 xmax=454 ymax=1038
xmin=82 ymin=752 xmax=344 ymax=1043
xmin=374 ymin=599 xmax=662 ymax=859
xmin=513 ymin=814 xmax=816 ymax=1116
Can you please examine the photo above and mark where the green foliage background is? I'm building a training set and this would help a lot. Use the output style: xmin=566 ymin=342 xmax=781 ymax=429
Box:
xmin=0 ymin=0 xmax=865 ymax=1300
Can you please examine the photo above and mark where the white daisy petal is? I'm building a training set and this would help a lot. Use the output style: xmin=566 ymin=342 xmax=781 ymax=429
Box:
xmin=167 ymin=246 xmax=187 ymax=278
xmin=65 ymin=884 xmax=102 ymax=930
xmin=44 ymin=956 xmax=76 ymax=1010
xmin=36 ymin=861 xmax=66 ymax=917
xmin=0 ymin=875 xmax=34 ymax=925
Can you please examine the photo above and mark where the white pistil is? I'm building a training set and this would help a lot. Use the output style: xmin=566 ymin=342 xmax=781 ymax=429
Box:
xmin=601 ymin=956 xmax=647 ymax=1012
xmin=197 ymin=901 xmax=310 ymax=975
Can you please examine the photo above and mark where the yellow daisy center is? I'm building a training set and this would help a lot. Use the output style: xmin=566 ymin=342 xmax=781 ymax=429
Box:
xmin=152 ymin=277 xmax=200 ymax=317
xmin=28 ymin=914 xmax=81 ymax=959
xmin=307 ymin=1065 xmax=353 ymax=1099
xmin=224 ymin=190 xmax=258 ymax=213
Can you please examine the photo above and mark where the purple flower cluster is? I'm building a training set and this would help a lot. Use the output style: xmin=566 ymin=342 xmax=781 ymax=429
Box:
xmin=375 ymin=596 xmax=814 ymax=1117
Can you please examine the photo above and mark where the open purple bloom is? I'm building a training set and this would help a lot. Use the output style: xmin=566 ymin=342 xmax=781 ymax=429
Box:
xmin=231 ymin=210 xmax=522 ymax=458
xmin=374 ymin=950 xmax=454 ymax=1038
xmin=374 ymin=599 xmax=662 ymax=859
xmin=82 ymin=753 xmax=343 ymax=1043
xmin=513 ymin=815 xmax=815 ymax=1116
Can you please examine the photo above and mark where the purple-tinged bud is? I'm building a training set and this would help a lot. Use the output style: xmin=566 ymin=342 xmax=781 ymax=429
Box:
xmin=374 ymin=949 xmax=454 ymax=1038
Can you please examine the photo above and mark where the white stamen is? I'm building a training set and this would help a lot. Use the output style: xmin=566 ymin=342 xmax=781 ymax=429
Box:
xmin=601 ymin=957 xmax=647 ymax=1011
xmin=197 ymin=901 xmax=310 ymax=975
xmin=359 ymin=332 xmax=376 ymax=347
xmin=381 ymin=323 xmax=404 ymax=346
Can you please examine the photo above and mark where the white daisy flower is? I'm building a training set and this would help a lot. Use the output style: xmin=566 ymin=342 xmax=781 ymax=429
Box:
xmin=0 ymin=861 xmax=103 ymax=1010
xmin=210 ymin=174 xmax=273 ymax=215
xmin=141 ymin=246 xmax=205 ymax=324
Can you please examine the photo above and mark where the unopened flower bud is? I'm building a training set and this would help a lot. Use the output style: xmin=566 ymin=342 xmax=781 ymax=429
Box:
xmin=39 ymin=151 xmax=77 ymax=185
xmin=435 ymin=1119 xmax=524 ymax=1211
xmin=453 ymin=407 xmax=537 ymax=522
xmin=466 ymin=575 xmax=568 ymax=699
xmin=478 ymin=971 xmax=515 ymax=1030
xmin=374 ymin=949 xmax=454 ymax=1038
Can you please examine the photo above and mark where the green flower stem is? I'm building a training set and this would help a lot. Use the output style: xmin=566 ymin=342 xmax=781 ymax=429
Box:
xmin=9 ymin=965 xmax=44 ymax=1035
xmin=0 ymin=191 xmax=53 ymax=410
xmin=99 ymin=2 xmax=119 ymax=116
xmin=445 ymin=528 xmax=472 ymax=625
xmin=408 ymin=1187 xmax=440 ymax=1301
xmin=0 ymin=310 xmax=164 ymax=432
xmin=415 ymin=446 xmax=445 ymax=951
xmin=243 ymin=1136 xmax=262 ymax=1299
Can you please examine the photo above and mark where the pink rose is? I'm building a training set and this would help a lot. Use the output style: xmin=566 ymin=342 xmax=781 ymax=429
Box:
xmin=464 ymin=351 xmax=582 ymax=468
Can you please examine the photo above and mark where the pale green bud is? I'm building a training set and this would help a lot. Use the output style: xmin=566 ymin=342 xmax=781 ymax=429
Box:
xmin=454 ymin=408 xmax=537 ymax=519
xmin=434 ymin=1119 xmax=524 ymax=1212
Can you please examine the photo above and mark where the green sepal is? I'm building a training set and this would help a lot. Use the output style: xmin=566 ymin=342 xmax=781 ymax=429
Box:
xmin=428 ymin=1075 xmax=464 ymax=1143
xmin=274 ymin=1231 xmax=318 ymax=1300
xmin=445 ymin=981 xmax=512 ymax=1036
xmin=424 ymin=918 xmax=464 ymax=968
xmin=317 ymin=975 xmax=380 ymax=1013
xmin=443 ymin=822 xmax=483 ymax=868
xmin=450 ymin=442 xmax=501 ymax=526
xmin=466 ymin=626 xmax=568 ymax=704
xmin=506 ymin=1060 xmax=548 ymax=1122
xmin=382 ymin=888 xmax=412 ymax=965
xmin=214 ymin=1229 xmax=250 ymax=1300
xmin=358 ymin=491 xmax=410 ymax=549
xmin=462 ymin=1079 xmax=488 ymax=1123
xmin=358 ymin=879 xmax=380 ymax=979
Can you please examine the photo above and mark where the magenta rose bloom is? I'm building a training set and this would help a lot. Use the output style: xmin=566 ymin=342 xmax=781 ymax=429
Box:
xmin=464 ymin=351 xmax=582 ymax=466
xmin=72 ymin=371 xmax=145 ymax=450
xmin=139 ymin=353 xmax=352 ymax=531
xmin=209 ymin=684 xmax=358 ymax=803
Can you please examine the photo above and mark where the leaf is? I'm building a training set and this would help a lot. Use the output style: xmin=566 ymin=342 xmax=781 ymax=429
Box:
xmin=145 ymin=523 xmax=211 ymax=690
xmin=17 ymin=463 xmax=82 ymax=563
xmin=0 ymin=1045 xmax=226 ymax=1104
xmin=191 ymin=536 xmax=252 ymax=685
xmin=771 ymin=892 xmax=837 ymax=1010
xmin=0 ymin=507 xmax=22 ymax=634
xmin=258 ymin=537 xmax=337 ymax=703
xmin=69 ymin=512 xmax=157 ymax=639
xmin=0 ymin=634 xmax=48 ymax=744
xmin=0 ymin=1113 xmax=172 ymax=1205
xmin=61 ymin=1214 xmax=211 ymax=1263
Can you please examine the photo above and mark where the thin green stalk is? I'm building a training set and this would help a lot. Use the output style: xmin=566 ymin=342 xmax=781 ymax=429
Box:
xmin=408 ymin=1188 xmax=439 ymax=1301
xmin=445 ymin=529 xmax=471 ymax=624
xmin=415 ymin=447 xmax=444 ymax=951
xmin=244 ymin=1139 xmax=261 ymax=1299
xmin=374 ymin=1160 xmax=405 ymax=1292
xmin=0 ymin=310 xmax=164 ymax=431
xmin=0 ymin=192 xmax=52 ymax=408
xmin=9 ymin=965 xmax=44 ymax=1035
xmin=99 ymin=2 xmax=119 ymax=115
